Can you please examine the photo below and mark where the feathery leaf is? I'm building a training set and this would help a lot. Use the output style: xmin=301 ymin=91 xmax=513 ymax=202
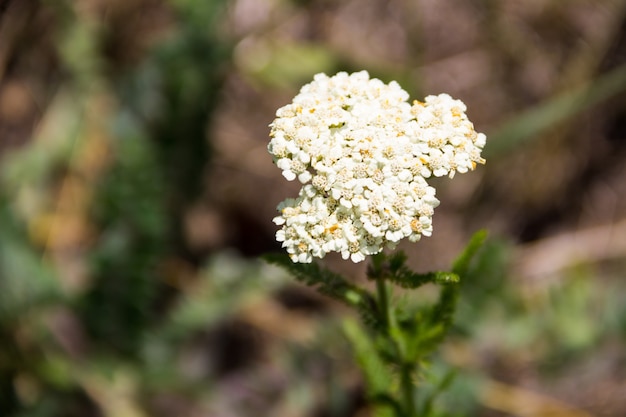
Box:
xmin=263 ymin=253 xmax=381 ymax=328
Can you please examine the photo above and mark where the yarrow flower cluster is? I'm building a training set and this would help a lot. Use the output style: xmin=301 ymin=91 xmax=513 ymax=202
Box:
xmin=269 ymin=71 xmax=486 ymax=263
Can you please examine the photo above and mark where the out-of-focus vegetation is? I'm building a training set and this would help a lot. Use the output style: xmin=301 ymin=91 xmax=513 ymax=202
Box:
xmin=1 ymin=0 xmax=626 ymax=416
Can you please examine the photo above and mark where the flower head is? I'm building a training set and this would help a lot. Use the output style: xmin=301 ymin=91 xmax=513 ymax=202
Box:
xmin=269 ymin=71 xmax=485 ymax=263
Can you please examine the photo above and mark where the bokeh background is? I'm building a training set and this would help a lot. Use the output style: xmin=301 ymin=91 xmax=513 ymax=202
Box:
xmin=1 ymin=0 xmax=626 ymax=416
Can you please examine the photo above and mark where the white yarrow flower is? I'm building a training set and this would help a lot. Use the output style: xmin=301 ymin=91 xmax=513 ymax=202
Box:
xmin=268 ymin=71 xmax=486 ymax=263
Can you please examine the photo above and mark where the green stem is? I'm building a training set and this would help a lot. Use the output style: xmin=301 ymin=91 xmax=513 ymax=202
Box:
xmin=401 ymin=363 xmax=417 ymax=417
xmin=375 ymin=277 xmax=390 ymax=330
xmin=375 ymin=270 xmax=417 ymax=417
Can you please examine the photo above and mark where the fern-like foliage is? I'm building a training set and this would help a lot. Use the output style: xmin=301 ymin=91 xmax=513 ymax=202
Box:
xmin=420 ymin=369 xmax=457 ymax=417
xmin=369 ymin=251 xmax=459 ymax=289
xmin=428 ymin=230 xmax=488 ymax=347
xmin=452 ymin=230 xmax=488 ymax=276
xmin=263 ymin=253 xmax=381 ymax=329
xmin=266 ymin=231 xmax=488 ymax=417
xmin=343 ymin=318 xmax=398 ymax=417
xmin=390 ymin=269 xmax=459 ymax=289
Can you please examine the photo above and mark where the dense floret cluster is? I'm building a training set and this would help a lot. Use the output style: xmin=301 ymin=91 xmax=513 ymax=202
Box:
xmin=269 ymin=71 xmax=485 ymax=263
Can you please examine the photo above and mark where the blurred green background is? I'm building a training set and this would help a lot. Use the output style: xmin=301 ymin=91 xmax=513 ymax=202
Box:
xmin=1 ymin=0 xmax=626 ymax=416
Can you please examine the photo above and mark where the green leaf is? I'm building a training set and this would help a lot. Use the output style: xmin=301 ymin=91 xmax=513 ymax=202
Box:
xmin=390 ymin=270 xmax=460 ymax=289
xmin=262 ymin=253 xmax=381 ymax=328
xmin=388 ymin=251 xmax=407 ymax=273
xmin=452 ymin=230 xmax=488 ymax=276
xmin=421 ymin=231 xmax=488 ymax=350
xmin=428 ymin=285 xmax=459 ymax=343
xmin=342 ymin=318 xmax=398 ymax=417
xmin=421 ymin=369 xmax=457 ymax=416
xmin=369 ymin=250 xmax=460 ymax=289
